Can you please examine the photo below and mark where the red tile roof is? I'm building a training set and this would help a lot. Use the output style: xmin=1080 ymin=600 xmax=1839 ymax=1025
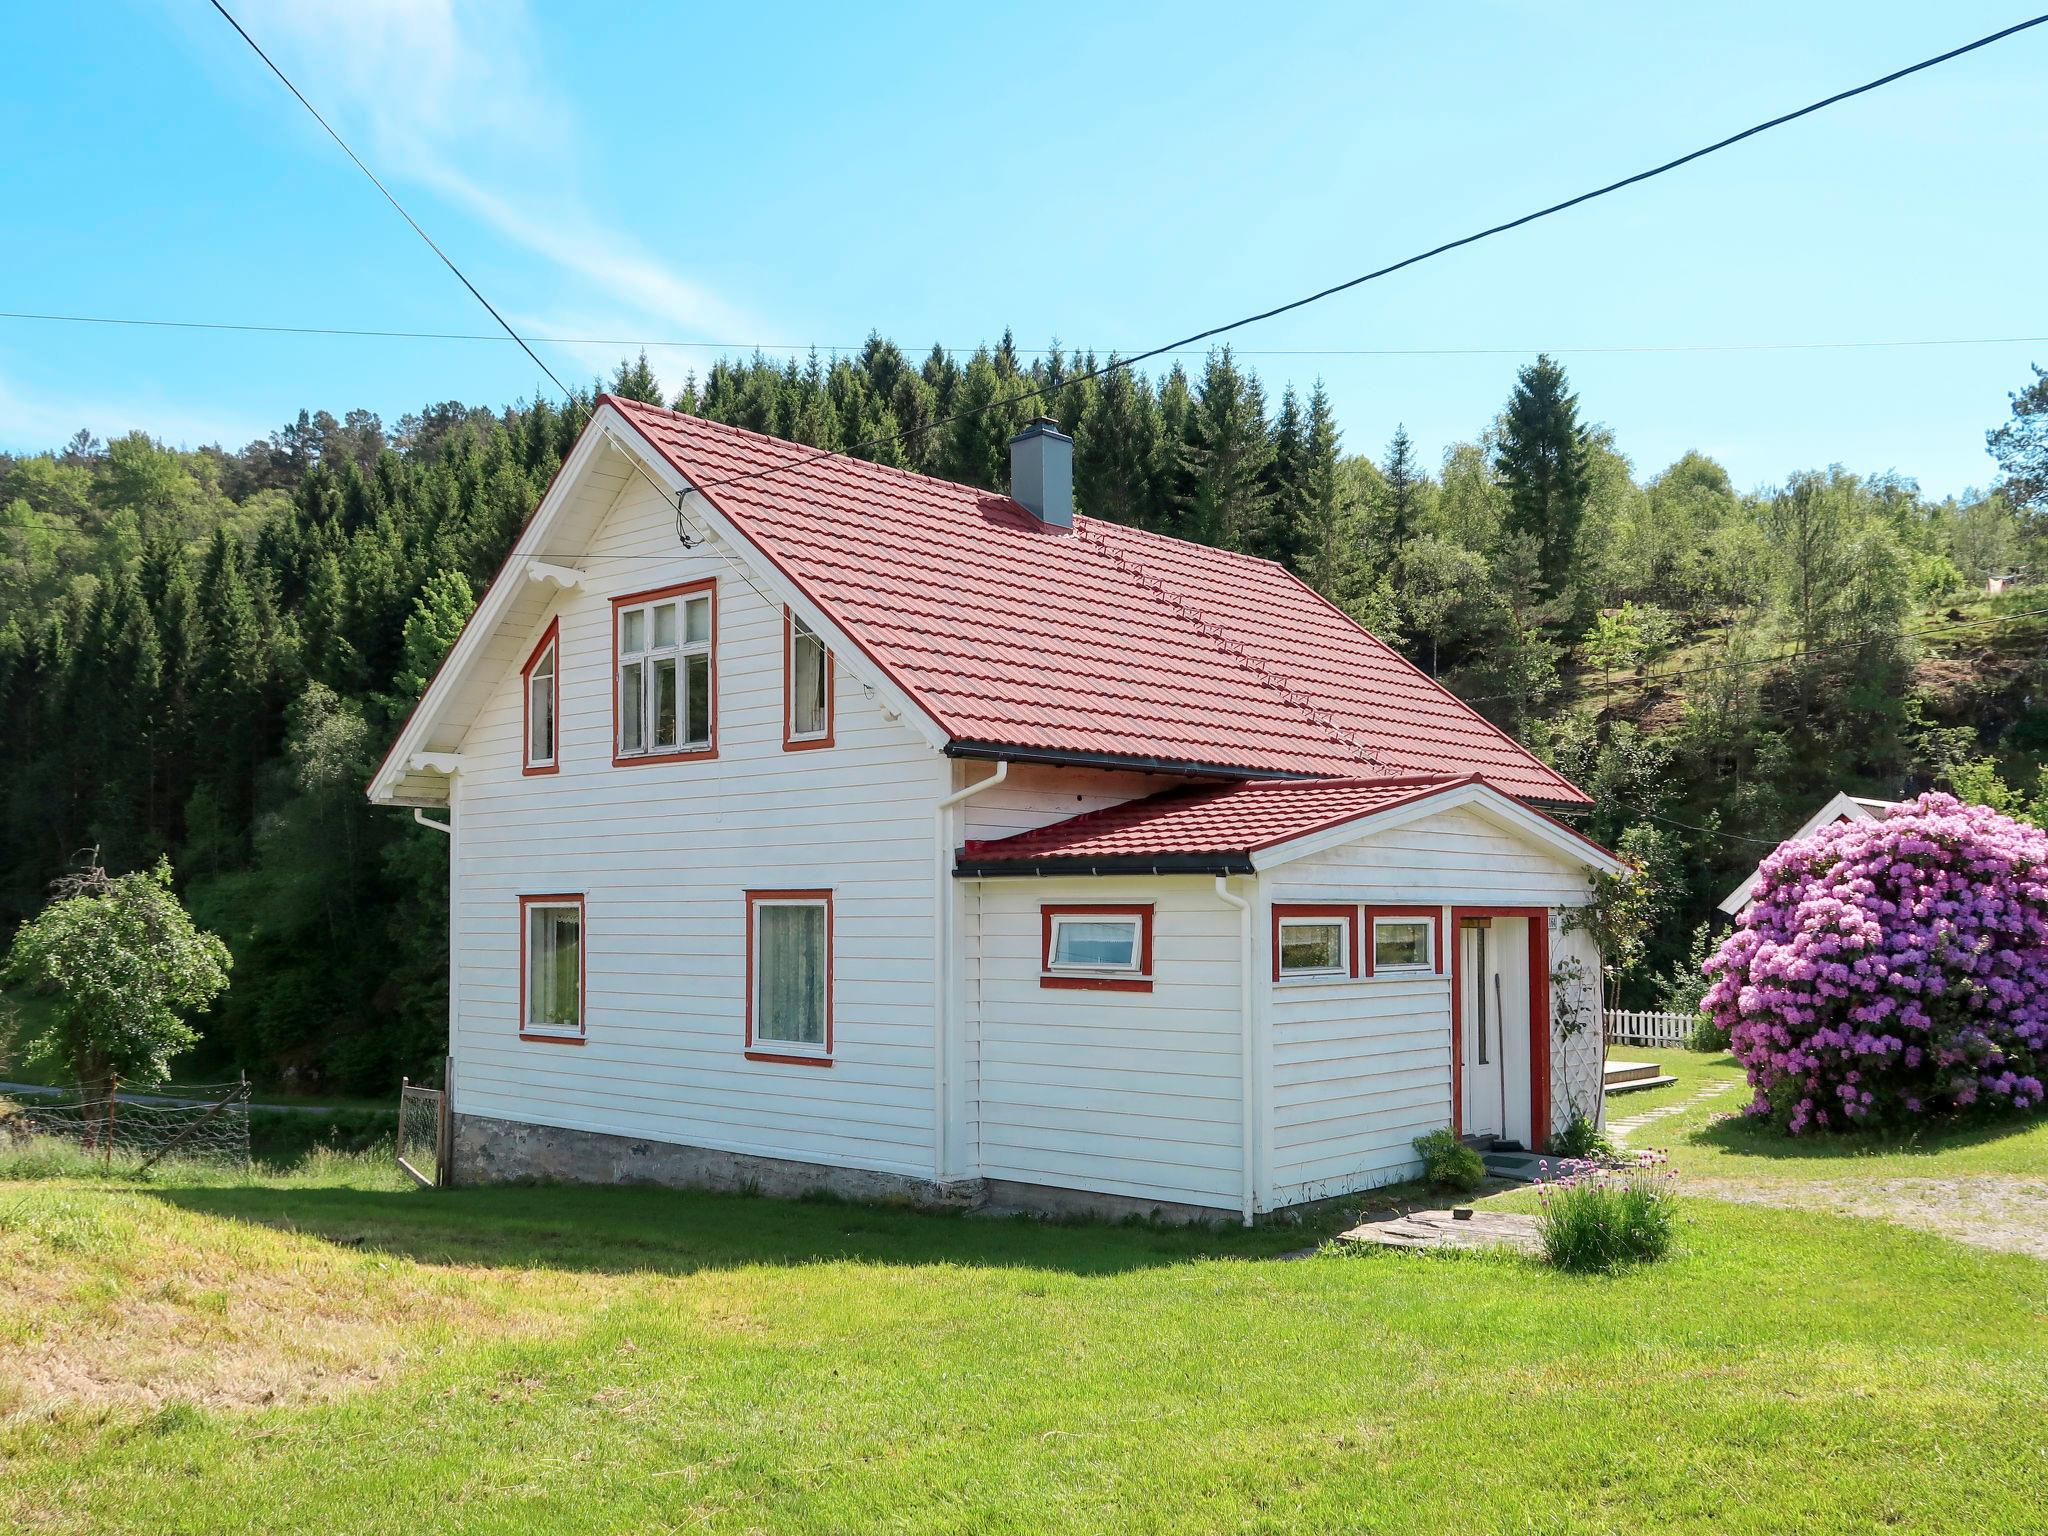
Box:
xmin=956 ymin=775 xmax=1475 ymax=871
xmin=606 ymin=398 xmax=1588 ymax=804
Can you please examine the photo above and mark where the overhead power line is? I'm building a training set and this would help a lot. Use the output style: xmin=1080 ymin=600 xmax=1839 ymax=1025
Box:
xmin=3 ymin=309 xmax=2045 ymax=361
xmin=682 ymin=13 xmax=2048 ymax=495
xmin=204 ymin=0 xmax=569 ymax=400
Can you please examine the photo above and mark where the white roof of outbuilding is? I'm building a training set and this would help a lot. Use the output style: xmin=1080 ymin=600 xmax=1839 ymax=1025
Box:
xmin=1716 ymin=790 xmax=1902 ymax=915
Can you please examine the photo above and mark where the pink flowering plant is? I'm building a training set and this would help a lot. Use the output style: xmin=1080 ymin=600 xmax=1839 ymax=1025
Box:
xmin=1703 ymin=793 xmax=2048 ymax=1135
xmin=1534 ymin=1150 xmax=1678 ymax=1271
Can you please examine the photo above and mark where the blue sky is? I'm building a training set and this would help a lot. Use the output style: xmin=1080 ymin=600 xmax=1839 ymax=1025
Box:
xmin=3 ymin=2 xmax=2043 ymax=498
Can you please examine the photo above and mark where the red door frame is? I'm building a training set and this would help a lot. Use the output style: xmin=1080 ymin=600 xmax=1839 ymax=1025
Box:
xmin=1448 ymin=906 xmax=1551 ymax=1145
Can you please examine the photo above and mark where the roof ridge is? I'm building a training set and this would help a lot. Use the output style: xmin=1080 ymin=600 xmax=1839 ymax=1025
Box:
xmin=606 ymin=394 xmax=1040 ymax=506
xmin=1070 ymin=522 xmax=1385 ymax=772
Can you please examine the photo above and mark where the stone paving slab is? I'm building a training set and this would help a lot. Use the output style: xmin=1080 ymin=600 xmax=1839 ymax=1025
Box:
xmin=1335 ymin=1208 xmax=1542 ymax=1254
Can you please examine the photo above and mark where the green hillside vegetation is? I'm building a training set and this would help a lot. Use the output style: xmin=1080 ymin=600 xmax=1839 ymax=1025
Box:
xmin=2 ymin=340 xmax=2044 ymax=1092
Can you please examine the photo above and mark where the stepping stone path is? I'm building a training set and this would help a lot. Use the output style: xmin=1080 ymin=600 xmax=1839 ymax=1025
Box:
xmin=1334 ymin=1208 xmax=1542 ymax=1254
xmin=1607 ymin=1080 xmax=1738 ymax=1145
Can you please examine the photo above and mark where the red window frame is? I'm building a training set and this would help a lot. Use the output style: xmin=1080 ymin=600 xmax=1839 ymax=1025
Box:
xmin=782 ymin=607 xmax=835 ymax=751
xmin=1270 ymin=903 xmax=1361 ymax=981
xmin=610 ymin=578 xmax=718 ymax=768
xmin=1041 ymin=903 xmax=1154 ymax=992
xmin=1363 ymin=905 xmax=1445 ymax=977
xmin=520 ymin=617 xmax=561 ymax=776
xmin=744 ymin=889 xmax=834 ymax=1066
xmin=518 ymin=892 xmax=586 ymax=1045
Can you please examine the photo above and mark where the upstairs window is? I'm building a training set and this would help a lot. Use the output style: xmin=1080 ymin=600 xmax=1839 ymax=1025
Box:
xmin=613 ymin=581 xmax=714 ymax=765
xmin=1042 ymin=904 xmax=1154 ymax=992
xmin=1273 ymin=904 xmax=1360 ymax=981
xmin=520 ymin=894 xmax=584 ymax=1042
xmin=784 ymin=610 xmax=833 ymax=749
xmin=522 ymin=619 xmax=559 ymax=774
xmin=747 ymin=890 xmax=832 ymax=1063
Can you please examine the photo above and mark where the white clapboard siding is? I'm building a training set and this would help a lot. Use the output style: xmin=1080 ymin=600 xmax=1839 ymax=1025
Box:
xmin=1605 ymin=1009 xmax=1696 ymax=1048
xmin=1261 ymin=804 xmax=1601 ymax=1206
xmin=968 ymin=875 xmax=1247 ymax=1209
xmin=452 ymin=475 xmax=949 ymax=1179
xmin=1267 ymin=972 xmax=1453 ymax=1205
xmin=1270 ymin=805 xmax=1591 ymax=908
xmin=960 ymin=761 xmax=1205 ymax=842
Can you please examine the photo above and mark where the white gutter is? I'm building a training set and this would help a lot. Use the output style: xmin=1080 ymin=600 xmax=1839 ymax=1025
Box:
xmin=1214 ymin=875 xmax=1255 ymax=1227
xmin=412 ymin=808 xmax=452 ymax=836
xmin=933 ymin=760 xmax=1009 ymax=1182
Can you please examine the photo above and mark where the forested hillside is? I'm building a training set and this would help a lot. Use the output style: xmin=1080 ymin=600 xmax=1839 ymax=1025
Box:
xmin=3 ymin=337 xmax=2044 ymax=1091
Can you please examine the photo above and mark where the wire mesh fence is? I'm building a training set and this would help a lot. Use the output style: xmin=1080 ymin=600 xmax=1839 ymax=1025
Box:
xmin=395 ymin=1077 xmax=449 ymax=1188
xmin=0 ymin=1077 xmax=252 ymax=1171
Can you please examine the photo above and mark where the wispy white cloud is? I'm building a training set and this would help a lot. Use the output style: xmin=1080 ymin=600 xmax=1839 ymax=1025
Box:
xmin=217 ymin=0 xmax=755 ymax=393
xmin=0 ymin=369 xmax=265 ymax=454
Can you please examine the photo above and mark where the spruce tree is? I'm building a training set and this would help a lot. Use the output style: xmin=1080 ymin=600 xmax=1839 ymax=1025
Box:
xmin=1495 ymin=354 xmax=1591 ymax=591
xmin=1183 ymin=347 xmax=1274 ymax=554
xmin=1074 ymin=358 xmax=1160 ymax=529
xmin=607 ymin=351 xmax=664 ymax=405
xmin=1380 ymin=425 xmax=1423 ymax=548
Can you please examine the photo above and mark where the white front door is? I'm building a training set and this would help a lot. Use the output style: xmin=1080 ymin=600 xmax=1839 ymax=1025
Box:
xmin=1460 ymin=920 xmax=1507 ymax=1140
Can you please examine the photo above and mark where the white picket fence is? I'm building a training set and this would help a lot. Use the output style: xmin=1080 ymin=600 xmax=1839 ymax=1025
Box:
xmin=1604 ymin=1009 xmax=1697 ymax=1048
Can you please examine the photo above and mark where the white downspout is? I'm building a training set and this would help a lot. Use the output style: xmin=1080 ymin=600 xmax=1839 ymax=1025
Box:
xmin=1215 ymin=874 xmax=1255 ymax=1227
xmin=933 ymin=760 xmax=1009 ymax=1184
xmin=412 ymin=795 xmax=457 ymax=1176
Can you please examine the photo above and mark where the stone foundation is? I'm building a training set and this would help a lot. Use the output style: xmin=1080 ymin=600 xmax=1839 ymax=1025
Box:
xmin=452 ymin=1112 xmax=1239 ymax=1224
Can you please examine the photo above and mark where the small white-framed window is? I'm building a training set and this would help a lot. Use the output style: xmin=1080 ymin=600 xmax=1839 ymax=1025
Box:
xmin=1372 ymin=916 xmax=1434 ymax=974
xmin=1278 ymin=917 xmax=1348 ymax=978
xmin=615 ymin=583 xmax=713 ymax=762
xmin=522 ymin=621 xmax=558 ymax=773
xmin=521 ymin=895 xmax=583 ymax=1040
xmin=748 ymin=891 xmax=831 ymax=1060
xmin=786 ymin=612 xmax=831 ymax=746
xmin=1042 ymin=905 xmax=1153 ymax=990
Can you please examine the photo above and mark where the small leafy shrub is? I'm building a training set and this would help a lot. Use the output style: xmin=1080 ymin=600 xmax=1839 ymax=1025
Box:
xmin=1536 ymin=1151 xmax=1677 ymax=1272
xmin=1704 ymin=793 xmax=2048 ymax=1134
xmin=1412 ymin=1128 xmax=1485 ymax=1194
xmin=1688 ymin=1013 xmax=1730 ymax=1053
xmin=1546 ymin=1112 xmax=1615 ymax=1161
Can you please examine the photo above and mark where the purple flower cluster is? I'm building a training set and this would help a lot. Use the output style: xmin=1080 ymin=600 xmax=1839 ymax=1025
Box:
xmin=1703 ymin=793 xmax=2048 ymax=1134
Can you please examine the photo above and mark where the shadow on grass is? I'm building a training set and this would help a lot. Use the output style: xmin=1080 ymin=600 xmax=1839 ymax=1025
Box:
xmin=139 ymin=1177 xmax=1329 ymax=1279
xmin=1689 ymin=1105 xmax=2043 ymax=1168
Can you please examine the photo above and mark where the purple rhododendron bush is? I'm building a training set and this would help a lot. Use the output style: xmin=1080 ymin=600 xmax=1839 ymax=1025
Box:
xmin=1703 ymin=793 xmax=2048 ymax=1134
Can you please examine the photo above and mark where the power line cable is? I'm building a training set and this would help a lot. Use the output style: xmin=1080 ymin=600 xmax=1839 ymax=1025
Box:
xmin=204 ymin=0 xmax=569 ymax=400
xmin=3 ymin=309 xmax=2045 ymax=360
xmin=683 ymin=13 xmax=2048 ymax=494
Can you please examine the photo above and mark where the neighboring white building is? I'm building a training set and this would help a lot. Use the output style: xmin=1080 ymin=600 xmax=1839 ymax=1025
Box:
xmin=1717 ymin=791 xmax=1902 ymax=918
xmin=369 ymin=398 xmax=1622 ymax=1221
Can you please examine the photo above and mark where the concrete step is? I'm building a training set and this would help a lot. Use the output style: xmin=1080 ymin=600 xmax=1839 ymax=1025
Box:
xmin=1482 ymin=1151 xmax=1599 ymax=1184
xmin=1605 ymin=1059 xmax=1662 ymax=1086
xmin=1605 ymin=1060 xmax=1679 ymax=1094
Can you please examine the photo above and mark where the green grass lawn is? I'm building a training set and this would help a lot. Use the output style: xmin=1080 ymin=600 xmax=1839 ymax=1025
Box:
xmin=1604 ymin=1049 xmax=2048 ymax=1184
xmin=3 ymin=1146 xmax=2045 ymax=1535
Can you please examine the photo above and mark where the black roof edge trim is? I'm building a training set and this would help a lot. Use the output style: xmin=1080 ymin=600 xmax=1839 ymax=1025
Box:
xmin=944 ymin=740 xmax=1321 ymax=781
xmin=954 ymin=853 xmax=1256 ymax=879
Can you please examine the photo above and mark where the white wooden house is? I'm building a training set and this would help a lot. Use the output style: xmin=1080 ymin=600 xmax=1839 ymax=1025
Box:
xmin=369 ymin=398 xmax=1622 ymax=1221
